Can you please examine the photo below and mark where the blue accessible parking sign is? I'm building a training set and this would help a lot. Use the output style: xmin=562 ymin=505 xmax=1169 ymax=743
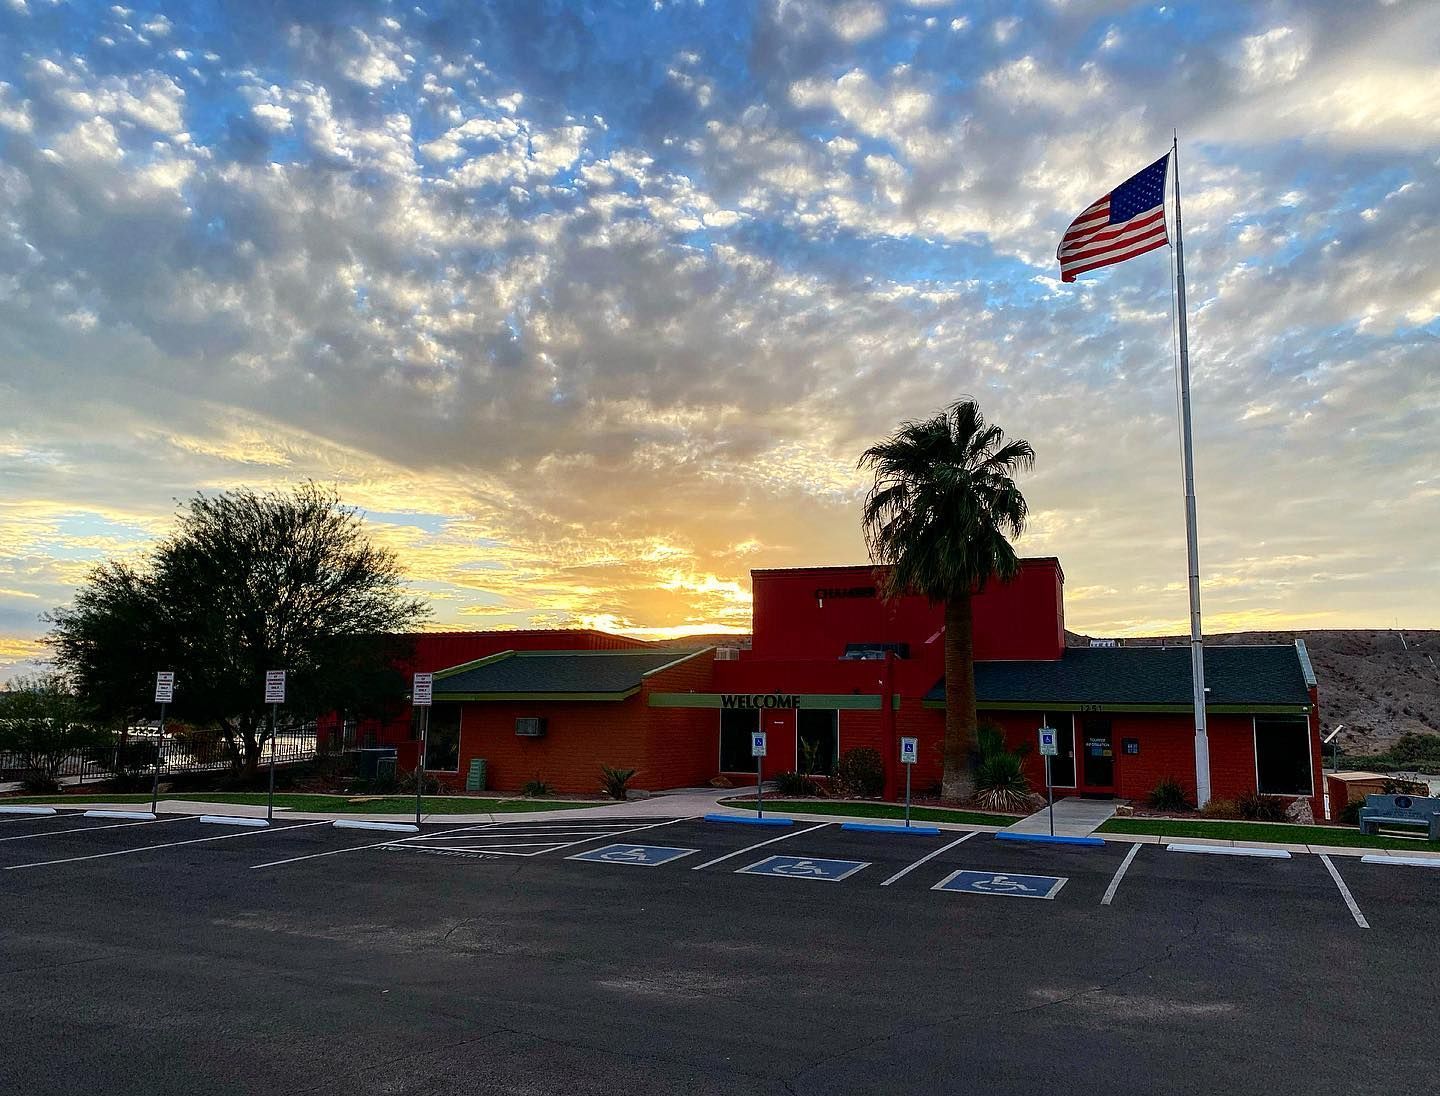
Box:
xmin=933 ymin=869 xmax=1067 ymax=900
xmin=568 ymin=844 xmax=698 ymax=867
xmin=737 ymin=855 xmax=870 ymax=882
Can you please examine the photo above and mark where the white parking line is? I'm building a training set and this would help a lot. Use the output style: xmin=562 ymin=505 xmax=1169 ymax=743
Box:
xmin=5 ymin=819 xmax=330 ymax=870
xmin=879 ymin=831 xmax=977 ymax=886
xmin=251 ymin=824 xmax=502 ymax=870
xmin=690 ymin=823 xmax=829 ymax=871
xmin=1319 ymin=854 xmax=1369 ymax=929
xmin=0 ymin=816 xmax=186 ymax=844
xmin=483 ymin=817 xmax=698 ymax=858
xmin=1101 ymin=842 xmax=1142 ymax=906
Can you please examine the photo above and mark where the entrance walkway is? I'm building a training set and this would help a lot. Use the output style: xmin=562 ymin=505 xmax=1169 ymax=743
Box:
xmin=1007 ymin=797 xmax=1119 ymax=838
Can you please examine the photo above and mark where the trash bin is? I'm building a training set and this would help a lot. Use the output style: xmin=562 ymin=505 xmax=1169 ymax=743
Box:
xmin=466 ymin=757 xmax=487 ymax=793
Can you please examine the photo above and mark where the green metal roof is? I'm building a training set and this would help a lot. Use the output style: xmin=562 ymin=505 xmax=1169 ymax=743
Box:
xmin=433 ymin=648 xmax=707 ymax=700
xmin=926 ymin=644 xmax=1313 ymax=712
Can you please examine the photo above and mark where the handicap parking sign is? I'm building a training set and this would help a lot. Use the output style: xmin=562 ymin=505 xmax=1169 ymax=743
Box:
xmin=932 ymin=869 xmax=1067 ymax=900
xmin=737 ymin=855 xmax=869 ymax=882
xmin=567 ymin=844 xmax=698 ymax=867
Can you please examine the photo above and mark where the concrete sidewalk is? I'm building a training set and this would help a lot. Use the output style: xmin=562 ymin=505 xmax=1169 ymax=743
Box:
xmin=1007 ymin=797 xmax=1118 ymax=837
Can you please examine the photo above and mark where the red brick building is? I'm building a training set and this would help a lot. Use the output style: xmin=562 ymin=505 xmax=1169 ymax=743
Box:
xmin=357 ymin=558 xmax=1323 ymax=817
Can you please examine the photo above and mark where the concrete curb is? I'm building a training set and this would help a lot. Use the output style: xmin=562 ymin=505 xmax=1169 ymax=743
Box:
xmin=83 ymin=809 xmax=156 ymax=820
xmin=840 ymin=822 xmax=943 ymax=836
xmin=1166 ymin=843 xmax=1291 ymax=859
xmin=198 ymin=815 xmax=270 ymax=828
xmin=997 ymin=831 xmax=1105 ymax=848
xmin=704 ymin=813 xmax=793 ymax=828
xmin=0 ymin=805 xmax=57 ymax=815
xmin=1360 ymin=854 xmax=1440 ymax=868
xmin=333 ymin=819 xmax=420 ymax=833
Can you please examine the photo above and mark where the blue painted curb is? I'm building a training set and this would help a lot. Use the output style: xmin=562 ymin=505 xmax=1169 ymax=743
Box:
xmin=995 ymin=831 xmax=1105 ymax=848
xmin=840 ymin=822 xmax=943 ymax=836
xmin=703 ymin=813 xmax=794 ymax=827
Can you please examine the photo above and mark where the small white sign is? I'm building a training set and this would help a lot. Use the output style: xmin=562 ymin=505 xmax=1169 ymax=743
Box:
xmin=264 ymin=670 xmax=286 ymax=705
xmin=751 ymin=731 xmax=767 ymax=758
xmin=900 ymin=736 xmax=918 ymax=764
xmin=412 ymin=672 xmax=433 ymax=707
xmin=1038 ymin=726 xmax=1058 ymax=757
xmin=154 ymin=672 xmax=175 ymax=705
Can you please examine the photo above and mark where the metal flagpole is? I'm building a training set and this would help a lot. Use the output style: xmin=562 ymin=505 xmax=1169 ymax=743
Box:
xmin=1170 ymin=134 xmax=1212 ymax=806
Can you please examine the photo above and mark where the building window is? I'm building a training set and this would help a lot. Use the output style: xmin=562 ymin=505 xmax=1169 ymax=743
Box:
xmin=719 ymin=708 xmax=759 ymax=772
xmin=424 ymin=703 xmax=462 ymax=773
xmin=1042 ymin=714 xmax=1076 ymax=788
xmin=797 ymin=709 xmax=838 ymax=776
xmin=1255 ymin=717 xmax=1312 ymax=796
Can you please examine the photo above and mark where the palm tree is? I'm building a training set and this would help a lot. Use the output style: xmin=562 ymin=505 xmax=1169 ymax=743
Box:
xmin=859 ymin=398 xmax=1034 ymax=801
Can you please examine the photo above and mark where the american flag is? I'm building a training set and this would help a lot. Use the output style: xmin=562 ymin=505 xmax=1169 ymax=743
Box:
xmin=1058 ymin=154 xmax=1170 ymax=283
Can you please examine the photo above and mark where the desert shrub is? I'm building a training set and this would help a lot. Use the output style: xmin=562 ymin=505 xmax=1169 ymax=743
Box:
xmin=20 ymin=771 xmax=63 ymax=794
xmin=169 ymin=724 xmax=229 ymax=766
xmin=599 ymin=765 xmax=637 ymax=801
xmin=974 ymin=751 xmax=1033 ymax=813
xmin=834 ymin=747 xmax=885 ymax=798
xmin=773 ymin=770 xmax=822 ymax=796
xmin=1339 ymin=799 xmax=1364 ymax=825
xmin=98 ymin=739 xmax=161 ymax=791
xmin=1147 ymin=776 xmax=1191 ymax=812
xmin=1235 ymin=792 xmax=1289 ymax=822
xmin=521 ymin=778 xmax=552 ymax=798
xmin=1199 ymin=798 xmax=1239 ymax=819
xmin=396 ymin=768 xmax=447 ymax=795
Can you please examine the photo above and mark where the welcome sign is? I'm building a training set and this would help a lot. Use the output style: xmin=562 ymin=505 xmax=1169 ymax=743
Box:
xmin=720 ymin=693 xmax=801 ymax=710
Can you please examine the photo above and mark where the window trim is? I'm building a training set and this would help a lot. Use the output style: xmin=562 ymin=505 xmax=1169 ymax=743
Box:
xmin=1051 ymin=713 xmax=1078 ymax=789
xmin=794 ymin=709 xmax=839 ymax=777
xmin=424 ymin=704 xmax=462 ymax=774
xmin=1253 ymin=715 xmax=1314 ymax=798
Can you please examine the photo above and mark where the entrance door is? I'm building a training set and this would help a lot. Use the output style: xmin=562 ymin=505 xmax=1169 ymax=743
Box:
xmin=1081 ymin=718 xmax=1115 ymax=793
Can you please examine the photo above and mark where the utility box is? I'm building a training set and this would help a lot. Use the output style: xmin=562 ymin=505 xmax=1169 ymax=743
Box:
xmin=466 ymin=758 xmax=487 ymax=792
xmin=1328 ymin=771 xmax=1426 ymax=812
xmin=355 ymin=747 xmax=397 ymax=778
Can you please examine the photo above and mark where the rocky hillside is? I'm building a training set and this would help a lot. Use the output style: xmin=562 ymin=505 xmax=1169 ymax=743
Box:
xmin=1068 ymin=629 xmax=1440 ymax=756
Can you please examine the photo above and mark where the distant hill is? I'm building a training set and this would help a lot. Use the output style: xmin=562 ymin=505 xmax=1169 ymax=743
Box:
xmin=1068 ymin=629 xmax=1440 ymax=756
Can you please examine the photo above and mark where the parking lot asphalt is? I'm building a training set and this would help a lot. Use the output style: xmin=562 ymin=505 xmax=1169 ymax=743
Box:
xmin=2 ymin=811 xmax=1437 ymax=1095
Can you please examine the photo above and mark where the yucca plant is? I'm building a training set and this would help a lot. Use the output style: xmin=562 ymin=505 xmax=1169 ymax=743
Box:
xmin=599 ymin=765 xmax=637 ymax=801
xmin=972 ymin=722 xmax=1037 ymax=812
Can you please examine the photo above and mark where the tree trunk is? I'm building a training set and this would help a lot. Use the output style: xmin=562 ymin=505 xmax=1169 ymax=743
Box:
xmin=941 ymin=592 xmax=978 ymax=801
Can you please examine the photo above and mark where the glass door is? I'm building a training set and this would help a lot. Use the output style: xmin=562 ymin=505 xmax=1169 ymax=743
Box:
xmin=1081 ymin=717 xmax=1115 ymax=792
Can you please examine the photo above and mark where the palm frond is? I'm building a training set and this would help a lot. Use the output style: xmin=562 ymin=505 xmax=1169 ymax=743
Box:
xmin=859 ymin=398 xmax=1034 ymax=602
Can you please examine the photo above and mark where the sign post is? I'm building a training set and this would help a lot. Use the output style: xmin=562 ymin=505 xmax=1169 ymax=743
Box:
xmin=899 ymin=736 xmax=918 ymax=828
xmin=1038 ymin=725 xmax=1058 ymax=838
xmin=151 ymin=672 xmax=175 ymax=814
xmin=412 ymin=672 xmax=433 ymax=826
xmin=751 ymin=731 xmax=767 ymax=818
xmin=264 ymin=671 xmax=286 ymax=822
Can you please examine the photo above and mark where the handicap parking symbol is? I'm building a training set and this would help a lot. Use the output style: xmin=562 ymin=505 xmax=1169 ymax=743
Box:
xmin=567 ymin=843 xmax=698 ymax=867
xmin=933 ymin=869 xmax=1067 ymax=900
xmin=737 ymin=855 xmax=870 ymax=882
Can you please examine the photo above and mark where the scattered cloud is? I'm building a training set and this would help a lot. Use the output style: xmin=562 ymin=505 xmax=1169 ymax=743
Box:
xmin=0 ymin=0 xmax=1436 ymax=679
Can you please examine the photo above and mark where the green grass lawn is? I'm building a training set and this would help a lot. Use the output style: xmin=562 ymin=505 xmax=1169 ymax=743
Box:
xmin=0 ymin=792 xmax=605 ymax=814
xmin=718 ymin=798 xmax=1019 ymax=828
xmin=1098 ymin=816 xmax=1436 ymax=851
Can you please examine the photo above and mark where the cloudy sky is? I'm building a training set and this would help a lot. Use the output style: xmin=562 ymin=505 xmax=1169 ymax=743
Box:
xmin=1 ymin=0 xmax=1437 ymax=677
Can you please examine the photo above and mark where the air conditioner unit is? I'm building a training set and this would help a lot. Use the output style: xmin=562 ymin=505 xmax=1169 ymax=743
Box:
xmin=515 ymin=717 xmax=547 ymax=738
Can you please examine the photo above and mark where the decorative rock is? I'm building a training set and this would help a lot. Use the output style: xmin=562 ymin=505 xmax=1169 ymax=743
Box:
xmin=1285 ymin=797 xmax=1314 ymax=824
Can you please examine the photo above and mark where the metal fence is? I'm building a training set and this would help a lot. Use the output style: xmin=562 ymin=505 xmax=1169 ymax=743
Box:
xmin=0 ymin=720 xmax=343 ymax=787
